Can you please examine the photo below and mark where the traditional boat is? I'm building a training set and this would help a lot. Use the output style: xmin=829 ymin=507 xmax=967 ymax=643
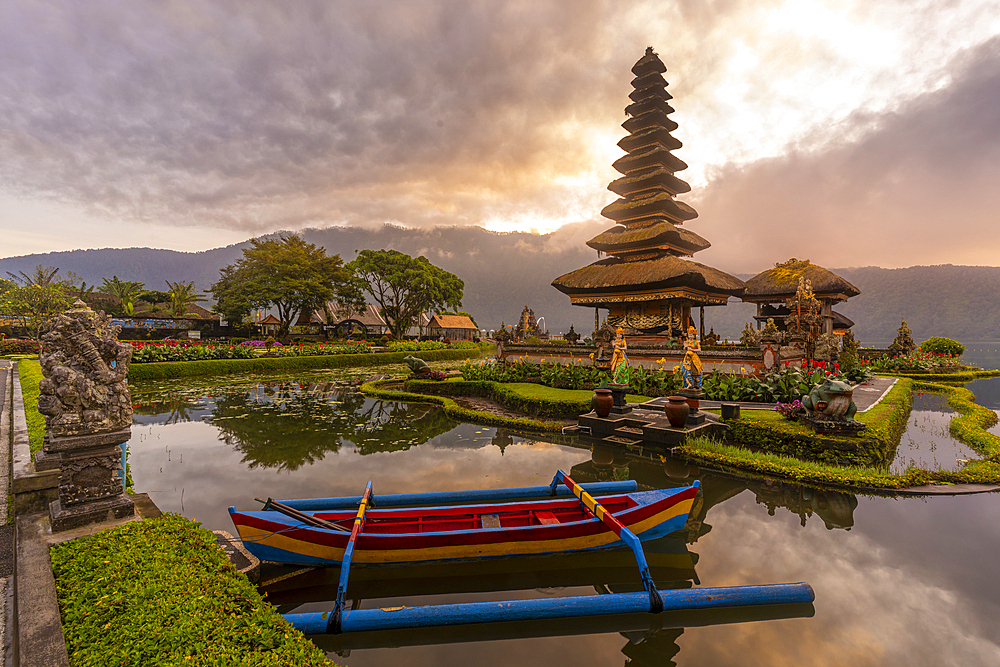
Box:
xmin=228 ymin=476 xmax=699 ymax=567
xmin=230 ymin=471 xmax=814 ymax=635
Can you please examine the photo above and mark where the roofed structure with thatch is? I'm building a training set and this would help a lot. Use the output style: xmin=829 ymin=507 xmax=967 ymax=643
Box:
xmin=552 ymin=47 xmax=744 ymax=337
xmin=742 ymin=259 xmax=860 ymax=335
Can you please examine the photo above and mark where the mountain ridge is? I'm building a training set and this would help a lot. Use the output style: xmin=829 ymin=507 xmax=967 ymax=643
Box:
xmin=3 ymin=225 xmax=997 ymax=343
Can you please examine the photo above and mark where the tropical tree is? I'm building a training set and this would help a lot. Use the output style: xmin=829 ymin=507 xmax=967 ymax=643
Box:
xmin=0 ymin=282 xmax=71 ymax=354
xmin=165 ymin=280 xmax=206 ymax=318
xmin=100 ymin=276 xmax=145 ymax=316
xmin=347 ymin=249 xmax=464 ymax=340
xmin=211 ymin=234 xmax=362 ymax=338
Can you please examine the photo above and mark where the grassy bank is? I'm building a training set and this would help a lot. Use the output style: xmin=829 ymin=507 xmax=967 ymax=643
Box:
xmin=16 ymin=357 xmax=45 ymax=455
xmin=878 ymin=368 xmax=1000 ymax=382
xmin=127 ymin=347 xmax=485 ymax=381
xmin=51 ymin=514 xmax=333 ymax=666
xmin=721 ymin=379 xmax=912 ymax=467
xmin=675 ymin=378 xmax=1000 ymax=490
xmin=361 ymin=378 xmax=566 ymax=432
xmin=402 ymin=378 xmax=652 ymax=419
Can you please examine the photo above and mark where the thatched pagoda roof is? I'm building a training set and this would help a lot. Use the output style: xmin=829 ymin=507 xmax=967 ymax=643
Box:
xmin=623 ymin=109 xmax=677 ymax=134
xmin=631 ymin=47 xmax=668 ymax=77
xmin=612 ymin=145 xmax=687 ymax=175
xmin=618 ymin=126 xmax=682 ymax=153
xmin=552 ymin=254 xmax=745 ymax=298
xmin=608 ymin=167 xmax=690 ymax=197
xmin=742 ymin=259 xmax=860 ymax=301
xmin=586 ymin=222 xmax=710 ymax=255
xmin=600 ymin=191 xmax=698 ymax=224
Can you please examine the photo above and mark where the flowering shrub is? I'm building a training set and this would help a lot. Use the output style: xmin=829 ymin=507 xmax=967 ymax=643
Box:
xmin=130 ymin=340 xmax=372 ymax=363
xmin=870 ymin=349 xmax=961 ymax=372
xmin=426 ymin=370 xmax=448 ymax=381
xmin=388 ymin=341 xmax=449 ymax=351
xmin=774 ymin=400 xmax=804 ymax=419
xmin=240 ymin=340 xmax=283 ymax=348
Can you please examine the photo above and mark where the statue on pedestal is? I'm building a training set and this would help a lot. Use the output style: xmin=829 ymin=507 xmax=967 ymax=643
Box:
xmin=680 ymin=326 xmax=703 ymax=390
xmin=610 ymin=327 xmax=630 ymax=385
xmin=37 ymin=300 xmax=135 ymax=531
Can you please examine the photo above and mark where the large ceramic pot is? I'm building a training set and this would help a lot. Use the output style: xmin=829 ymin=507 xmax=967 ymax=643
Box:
xmin=592 ymin=388 xmax=613 ymax=418
xmin=664 ymin=395 xmax=691 ymax=428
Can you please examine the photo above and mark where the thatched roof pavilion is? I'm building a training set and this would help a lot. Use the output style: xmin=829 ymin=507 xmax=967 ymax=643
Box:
xmin=743 ymin=259 xmax=860 ymax=335
xmin=552 ymin=47 xmax=744 ymax=337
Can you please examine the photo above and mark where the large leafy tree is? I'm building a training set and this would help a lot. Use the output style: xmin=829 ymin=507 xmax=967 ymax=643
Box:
xmin=2 ymin=265 xmax=74 ymax=352
xmin=211 ymin=235 xmax=361 ymax=338
xmin=348 ymin=250 xmax=464 ymax=340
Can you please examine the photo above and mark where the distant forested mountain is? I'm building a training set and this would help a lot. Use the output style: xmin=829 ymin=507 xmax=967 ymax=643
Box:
xmin=2 ymin=227 xmax=997 ymax=343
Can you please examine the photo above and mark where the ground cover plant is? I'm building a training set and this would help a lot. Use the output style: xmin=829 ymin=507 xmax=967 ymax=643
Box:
xmin=50 ymin=514 xmax=332 ymax=666
xmin=17 ymin=357 xmax=45 ymax=454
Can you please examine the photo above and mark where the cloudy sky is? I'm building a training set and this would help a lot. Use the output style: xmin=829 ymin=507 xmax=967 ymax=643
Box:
xmin=1 ymin=0 xmax=998 ymax=272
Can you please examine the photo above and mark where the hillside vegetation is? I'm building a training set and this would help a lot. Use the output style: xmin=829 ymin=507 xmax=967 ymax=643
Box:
xmin=2 ymin=227 xmax=997 ymax=342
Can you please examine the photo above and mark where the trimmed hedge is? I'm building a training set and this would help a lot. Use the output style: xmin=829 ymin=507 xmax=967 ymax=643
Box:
xmin=127 ymin=348 xmax=483 ymax=381
xmin=361 ymin=378 xmax=565 ymax=432
xmin=403 ymin=379 xmax=652 ymax=419
xmin=50 ymin=514 xmax=333 ymax=666
xmin=719 ymin=379 xmax=913 ymax=467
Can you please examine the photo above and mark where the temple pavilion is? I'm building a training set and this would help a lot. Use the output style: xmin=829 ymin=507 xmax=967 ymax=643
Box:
xmin=552 ymin=47 xmax=744 ymax=338
xmin=742 ymin=259 xmax=860 ymax=335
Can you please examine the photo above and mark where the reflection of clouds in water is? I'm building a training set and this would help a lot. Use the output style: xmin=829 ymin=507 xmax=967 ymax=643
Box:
xmin=129 ymin=420 xmax=590 ymax=535
xmin=683 ymin=497 xmax=1000 ymax=666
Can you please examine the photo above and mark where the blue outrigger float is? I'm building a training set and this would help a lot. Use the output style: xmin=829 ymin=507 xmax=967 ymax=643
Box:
xmin=236 ymin=471 xmax=814 ymax=635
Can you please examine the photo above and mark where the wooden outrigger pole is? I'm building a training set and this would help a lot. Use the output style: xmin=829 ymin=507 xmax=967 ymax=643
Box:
xmin=282 ymin=472 xmax=815 ymax=636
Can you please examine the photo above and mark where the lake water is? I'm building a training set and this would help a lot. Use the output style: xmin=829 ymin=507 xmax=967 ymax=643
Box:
xmin=127 ymin=362 xmax=1000 ymax=666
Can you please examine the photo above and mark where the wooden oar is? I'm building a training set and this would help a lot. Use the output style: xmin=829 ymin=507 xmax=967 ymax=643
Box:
xmin=556 ymin=470 xmax=663 ymax=613
xmin=256 ymin=498 xmax=350 ymax=532
xmin=328 ymin=481 xmax=374 ymax=634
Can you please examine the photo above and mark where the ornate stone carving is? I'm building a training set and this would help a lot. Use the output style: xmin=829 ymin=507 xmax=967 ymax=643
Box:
xmin=39 ymin=299 xmax=135 ymax=531
xmin=38 ymin=301 xmax=133 ymax=438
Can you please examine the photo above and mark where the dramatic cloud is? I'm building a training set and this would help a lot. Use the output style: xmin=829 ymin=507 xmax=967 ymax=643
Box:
xmin=0 ymin=0 xmax=998 ymax=261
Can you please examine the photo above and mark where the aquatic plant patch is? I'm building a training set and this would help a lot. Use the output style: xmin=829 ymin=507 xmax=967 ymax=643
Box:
xmin=50 ymin=513 xmax=332 ymax=666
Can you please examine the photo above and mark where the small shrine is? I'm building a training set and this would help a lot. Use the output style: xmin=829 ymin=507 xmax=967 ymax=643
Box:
xmin=514 ymin=305 xmax=543 ymax=340
xmin=742 ymin=259 xmax=860 ymax=336
xmin=552 ymin=47 xmax=745 ymax=339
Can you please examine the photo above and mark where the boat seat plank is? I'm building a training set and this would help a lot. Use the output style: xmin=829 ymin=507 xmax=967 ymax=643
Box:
xmin=535 ymin=511 xmax=560 ymax=525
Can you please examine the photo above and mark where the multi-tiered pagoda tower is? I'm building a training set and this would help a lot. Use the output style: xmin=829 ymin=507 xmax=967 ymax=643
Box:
xmin=553 ymin=47 xmax=744 ymax=337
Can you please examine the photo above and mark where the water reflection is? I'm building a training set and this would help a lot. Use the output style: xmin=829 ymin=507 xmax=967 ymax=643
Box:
xmin=128 ymin=378 xmax=1000 ymax=666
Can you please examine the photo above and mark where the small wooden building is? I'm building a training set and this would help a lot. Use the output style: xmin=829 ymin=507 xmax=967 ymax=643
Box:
xmin=426 ymin=314 xmax=477 ymax=342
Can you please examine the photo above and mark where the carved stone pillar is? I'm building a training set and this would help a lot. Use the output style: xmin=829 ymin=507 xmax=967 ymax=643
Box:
xmin=37 ymin=300 xmax=134 ymax=531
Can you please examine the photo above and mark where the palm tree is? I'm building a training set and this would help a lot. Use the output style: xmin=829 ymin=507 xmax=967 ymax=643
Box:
xmin=100 ymin=276 xmax=145 ymax=316
xmin=165 ymin=280 xmax=206 ymax=318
